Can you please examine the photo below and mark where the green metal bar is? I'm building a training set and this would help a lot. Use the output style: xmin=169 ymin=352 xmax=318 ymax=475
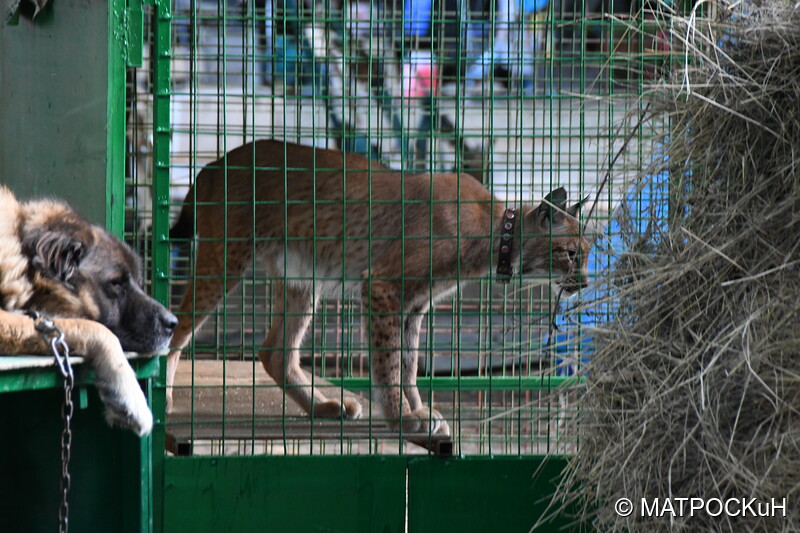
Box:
xmin=126 ymin=0 xmax=144 ymax=68
xmin=150 ymin=357 xmax=167 ymax=533
xmin=187 ymin=0 xmax=199 ymax=450
xmin=138 ymin=361 xmax=155 ymax=533
xmin=0 ymin=357 xmax=161 ymax=394
xmin=248 ymin=1 xmax=259 ymax=454
xmin=220 ymin=0 xmax=229 ymax=448
xmin=106 ymin=0 xmax=128 ymax=237
xmin=150 ymin=0 xmax=172 ymax=307
xmin=327 ymin=375 xmax=583 ymax=392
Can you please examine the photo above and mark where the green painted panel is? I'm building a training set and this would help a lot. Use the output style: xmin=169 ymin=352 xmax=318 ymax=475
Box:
xmin=407 ymin=457 xmax=585 ymax=533
xmin=0 ymin=378 xmax=156 ymax=533
xmin=0 ymin=356 xmax=161 ymax=393
xmin=0 ymin=0 xmax=124 ymax=230
xmin=162 ymin=456 xmax=407 ymax=533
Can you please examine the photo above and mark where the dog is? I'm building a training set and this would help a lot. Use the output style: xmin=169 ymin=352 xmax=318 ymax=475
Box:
xmin=0 ymin=186 xmax=177 ymax=436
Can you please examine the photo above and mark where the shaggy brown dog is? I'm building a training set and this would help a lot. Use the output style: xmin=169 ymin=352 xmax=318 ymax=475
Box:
xmin=0 ymin=186 xmax=177 ymax=435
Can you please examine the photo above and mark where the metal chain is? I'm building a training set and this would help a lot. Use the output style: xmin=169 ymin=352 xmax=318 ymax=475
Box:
xmin=27 ymin=311 xmax=73 ymax=533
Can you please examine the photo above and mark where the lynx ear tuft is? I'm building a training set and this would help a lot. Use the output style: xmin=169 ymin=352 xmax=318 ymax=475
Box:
xmin=567 ymin=195 xmax=591 ymax=218
xmin=536 ymin=187 xmax=569 ymax=225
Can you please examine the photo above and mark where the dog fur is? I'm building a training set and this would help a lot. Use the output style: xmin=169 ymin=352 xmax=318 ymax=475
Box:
xmin=0 ymin=186 xmax=177 ymax=436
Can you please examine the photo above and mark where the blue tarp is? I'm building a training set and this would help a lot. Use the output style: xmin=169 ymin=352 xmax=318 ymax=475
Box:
xmin=552 ymin=169 xmax=669 ymax=376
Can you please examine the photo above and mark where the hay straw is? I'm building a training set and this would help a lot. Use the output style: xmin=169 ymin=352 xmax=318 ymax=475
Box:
xmin=545 ymin=2 xmax=800 ymax=531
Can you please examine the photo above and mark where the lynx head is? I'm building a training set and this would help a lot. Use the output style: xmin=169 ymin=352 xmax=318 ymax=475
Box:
xmin=518 ymin=187 xmax=590 ymax=295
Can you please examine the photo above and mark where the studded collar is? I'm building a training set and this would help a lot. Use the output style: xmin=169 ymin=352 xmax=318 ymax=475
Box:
xmin=496 ymin=208 xmax=517 ymax=283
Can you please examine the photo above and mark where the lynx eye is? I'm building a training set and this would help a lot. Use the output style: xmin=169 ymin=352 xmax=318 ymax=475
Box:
xmin=567 ymin=248 xmax=579 ymax=262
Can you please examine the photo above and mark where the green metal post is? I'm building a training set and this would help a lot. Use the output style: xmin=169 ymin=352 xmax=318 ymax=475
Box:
xmin=150 ymin=0 xmax=172 ymax=306
xmin=106 ymin=0 xmax=128 ymax=237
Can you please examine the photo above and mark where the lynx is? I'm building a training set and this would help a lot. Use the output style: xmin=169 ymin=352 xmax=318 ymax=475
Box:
xmin=167 ymin=140 xmax=589 ymax=436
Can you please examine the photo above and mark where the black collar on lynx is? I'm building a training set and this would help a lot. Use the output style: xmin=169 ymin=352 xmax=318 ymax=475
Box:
xmin=496 ymin=207 xmax=517 ymax=283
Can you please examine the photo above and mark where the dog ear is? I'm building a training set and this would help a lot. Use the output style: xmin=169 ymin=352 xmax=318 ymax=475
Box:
xmin=27 ymin=229 xmax=87 ymax=283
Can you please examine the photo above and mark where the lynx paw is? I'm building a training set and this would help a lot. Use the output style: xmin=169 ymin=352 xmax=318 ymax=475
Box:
xmin=97 ymin=380 xmax=154 ymax=437
xmin=313 ymin=397 xmax=363 ymax=420
xmin=399 ymin=407 xmax=450 ymax=436
xmin=165 ymin=387 xmax=174 ymax=414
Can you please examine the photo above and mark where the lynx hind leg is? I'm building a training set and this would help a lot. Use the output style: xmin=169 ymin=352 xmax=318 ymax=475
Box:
xmin=363 ymin=278 xmax=448 ymax=436
xmin=402 ymin=312 xmax=449 ymax=436
xmin=258 ymin=282 xmax=362 ymax=420
xmin=166 ymin=240 xmax=250 ymax=411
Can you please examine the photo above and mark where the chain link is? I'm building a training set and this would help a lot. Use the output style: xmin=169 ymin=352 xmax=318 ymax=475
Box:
xmin=26 ymin=311 xmax=73 ymax=533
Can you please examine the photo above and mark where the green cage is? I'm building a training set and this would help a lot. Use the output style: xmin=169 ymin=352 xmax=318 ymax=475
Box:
xmin=123 ymin=0 xmax=673 ymax=530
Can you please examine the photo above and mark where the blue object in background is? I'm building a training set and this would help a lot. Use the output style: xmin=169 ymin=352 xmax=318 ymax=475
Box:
xmin=552 ymin=167 xmax=669 ymax=376
xmin=522 ymin=0 xmax=549 ymax=14
xmin=404 ymin=0 xmax=433 ymax=37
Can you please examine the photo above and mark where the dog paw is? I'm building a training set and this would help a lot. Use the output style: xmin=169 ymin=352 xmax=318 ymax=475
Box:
xmin=397 ymin=407 xmax=450 ymax=436
xmin=97 ymin=381 xmax=154 ymax=437
xmin=313 ymin=397 xmax=363 ymax=420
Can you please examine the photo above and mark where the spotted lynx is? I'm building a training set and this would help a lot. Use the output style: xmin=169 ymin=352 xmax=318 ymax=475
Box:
xmin=166 ymin=140 xmax=589 ymax=436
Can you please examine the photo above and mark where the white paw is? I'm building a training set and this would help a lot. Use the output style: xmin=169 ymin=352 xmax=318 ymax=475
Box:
xmin=97 ymin=379 xmax=153 ymax=437
xmin=313 ymin=397 xmax=363 ymax=420
xmin=400 ymin=407 xmax=450 ymax=436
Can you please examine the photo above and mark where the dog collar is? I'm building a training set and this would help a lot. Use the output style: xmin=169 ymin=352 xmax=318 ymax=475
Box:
xmin=496 ymin=208 xmax=517 ymax=283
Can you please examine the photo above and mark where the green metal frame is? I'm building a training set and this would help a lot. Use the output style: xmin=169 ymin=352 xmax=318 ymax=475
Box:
xmin=0 ymin=357 xmax=162 ymax=533
xmin=119 ymin=2 xmax=670 ymax=531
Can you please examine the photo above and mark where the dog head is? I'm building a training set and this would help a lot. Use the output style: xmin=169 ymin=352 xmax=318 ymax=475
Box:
xmin=518 ymin=187 xmax=591 ymax=295
xmin=20 ymin=203 xmax=177 ymax=353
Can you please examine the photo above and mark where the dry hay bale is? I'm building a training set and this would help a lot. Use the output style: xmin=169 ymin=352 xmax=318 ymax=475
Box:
xmin=548 ymin=3 xmax=800 ymax=532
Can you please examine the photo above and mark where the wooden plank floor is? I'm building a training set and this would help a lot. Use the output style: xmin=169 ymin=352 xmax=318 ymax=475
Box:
xmin=167 ymin=360 xmax=452 ymax=455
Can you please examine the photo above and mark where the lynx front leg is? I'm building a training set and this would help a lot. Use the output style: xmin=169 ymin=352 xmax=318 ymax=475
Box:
xmin=258 ymin=282 xmax=362 ymax=419
xmin=364 ymin=279 xmax=448 ymax=435
xmin=165 ymin=240 xmax=250 ymax=412
xmin=403 ymin=310 xmax=450 ymax=436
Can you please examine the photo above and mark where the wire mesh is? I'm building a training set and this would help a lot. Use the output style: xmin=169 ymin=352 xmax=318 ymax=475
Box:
xmin=125 ymin=0 xmax=670 ymax=456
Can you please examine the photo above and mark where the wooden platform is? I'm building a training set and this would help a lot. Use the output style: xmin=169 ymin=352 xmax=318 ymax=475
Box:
xmin=166 ymin=360 xmax=452 ymax=455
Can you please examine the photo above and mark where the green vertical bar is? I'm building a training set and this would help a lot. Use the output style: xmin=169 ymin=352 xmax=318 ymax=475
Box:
xmin=139 ymin=372 xmax=155 ymax=533
xmin=127 ymin=0 xmax=145 ymax=68
xmin=107 ymin=0 xmax=128 ymax=236
xmin=146 ymin=5 xmax=171 ymax=529
xmin=150 ymin=358 xmax=168 ymax=533
xmin=151 ymin=0 xmax=172 ymax=306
